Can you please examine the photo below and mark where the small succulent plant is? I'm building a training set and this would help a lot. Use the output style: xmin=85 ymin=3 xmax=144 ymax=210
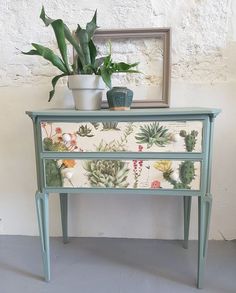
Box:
xmin=180 ymin=130 xmax=198 ymax=152
xmin=96 ymin=139 xmax=125 ymax=152
xmin=83 ymin=160 xmax=129 ymax=188
xmin=83 ymin=140 xmax=130 ymax=187
xmin=135 ymin=122 xmax=171 ymax=148
xmin=77 ymin=125 xmax=94 ymax=137
xmin=96 ymin=123 xmax=134 ymax=151
xmin=90 ymin=122 xmax=100 ymax=129
xmin=102 ymin=122 xmax=120 ymax=130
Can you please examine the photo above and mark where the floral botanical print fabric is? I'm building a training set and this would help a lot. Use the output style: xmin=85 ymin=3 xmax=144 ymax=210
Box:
xmin=44 ymin=159 xmax=201 ymax=190
xmin=41 ymin=121 xmax=203 ymax=153
xmin=42 ymin=120 xmax=202 ymax=189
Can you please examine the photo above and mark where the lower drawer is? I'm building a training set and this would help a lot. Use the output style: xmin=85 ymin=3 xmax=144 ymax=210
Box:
xmin=44 ymin=159 xmax=201 ymax=190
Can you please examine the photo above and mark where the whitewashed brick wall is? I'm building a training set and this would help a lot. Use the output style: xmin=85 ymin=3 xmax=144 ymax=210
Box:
xmin=1 ymin=0 xmax=235 ymax=88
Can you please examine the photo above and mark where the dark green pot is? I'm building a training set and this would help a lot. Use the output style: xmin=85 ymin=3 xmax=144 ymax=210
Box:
xmin=106 ymin=87 xmax=133 ymax=110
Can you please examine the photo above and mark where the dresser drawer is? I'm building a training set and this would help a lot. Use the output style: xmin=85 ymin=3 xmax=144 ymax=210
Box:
xmin=44 ymin=158 xmax=201 ymax=190
xmin=41 ymin=120 xmax=203 ymax=153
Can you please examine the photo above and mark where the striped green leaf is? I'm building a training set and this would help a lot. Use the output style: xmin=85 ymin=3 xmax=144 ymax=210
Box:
xmin=49 ymin=73 xmax=67 ymax=102
xmin=22 ymin=43 xmax=68 ymax=73
xmin=40 ymin=6 xmax=85 ymax=69
xmin=86 ymin=10 xmax=99 ymax=40
xmin=50 ymin=19 xmax=71 ymax=73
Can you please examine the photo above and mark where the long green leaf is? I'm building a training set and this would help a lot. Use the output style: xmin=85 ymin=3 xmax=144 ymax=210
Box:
xmin=76 ymin=26 xmax=91 ymax=68
xmin=73 ymin=56 xmax=83 ymax=74
xmin=86 ymin=10 xmax=99 ymax=40
xmin=40 ymin=6 xmax=54 ymax=26
xmin=32 ymin=43 xmax=68 ymax=72
xmin=22 ymin=49 xmax=41 ymax=56
xmin=94 ymin=56 xmax=105 ymax=72
xmin=100 ymin=67 xmax=111 ymax=88
xmin=49 ymin=73 xmax=67 ymax=102
xmin=40 ymin=7 xmax=71 ymax=72
xmin=64 ymin=28 xmax=85 ymax=69
xmin=103 ymin=54 xmax=112 ymax=67
xmin=40 ymin=6 xmax=85 ymax=68
xmin=114 ymin=62 xmax=139 ymax=72
xmin=50 ymin=19 xmax=71 ymax=73
xmin=23 ymin=43 xmax=68 ymax=73
xmin=62 ymin=25 xmax=85 ymax=68
xmin=88 ymin=40 xmax=97 ymax=67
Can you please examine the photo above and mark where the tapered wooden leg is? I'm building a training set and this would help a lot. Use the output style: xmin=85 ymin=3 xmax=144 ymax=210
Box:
xmin=197 ymin=194 xmax=212 ymax=289
xmin=60 ymin=193 xmax=69 ymax=244
xmin=35 ymin=191 xmax=50 ymax=282
xmin=183 ymin=196 xmax=192 ymax=249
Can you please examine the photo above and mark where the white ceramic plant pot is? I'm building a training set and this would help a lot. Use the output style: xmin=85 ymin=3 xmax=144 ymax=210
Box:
xmin=68 ymin=75 xmax=105 ymax=110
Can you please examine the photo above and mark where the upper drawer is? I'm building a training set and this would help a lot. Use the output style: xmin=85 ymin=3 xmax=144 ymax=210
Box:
xmin=40 ymin=120 xmax=203 ymax=153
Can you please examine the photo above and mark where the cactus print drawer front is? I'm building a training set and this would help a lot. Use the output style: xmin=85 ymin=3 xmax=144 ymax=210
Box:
xmin=41 ymin=120 xmax=203 ymax=153
xmin=45 ymin=159 xmax=201 ymax=190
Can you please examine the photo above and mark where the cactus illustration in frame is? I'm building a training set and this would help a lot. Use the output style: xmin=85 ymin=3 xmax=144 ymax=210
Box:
xmin=45 ymin=159 xmax=63 ymax=187
xmin=135 ymin=122 xmax=172 ymax=148
xmin=45 ymin=158 xmax=77 ymax=187
xmin=180 ymin=130 xmax=198 ymax=152
xmin=154 ymin=160 xmax=196 ymax=189
xmin=179 ymin=161 xmax=195 ymax=186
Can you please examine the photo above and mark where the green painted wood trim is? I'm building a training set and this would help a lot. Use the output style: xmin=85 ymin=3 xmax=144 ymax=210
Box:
xmin=32 ymin=117 xmax=42 ymax=191
xmin=183 ymin=196 xmax=192 ymax=249
xmin=198 ymin=117 xmax=210 ymax=195
xmin=36 ymin=114 xmax=215 ymax=124
xmin=197 ymin=194 xmax=212 ymax=288
xmin=35 ymin=191 xmax=50 ymax=281
xmin=36 ymin=120 xmax=46 ymax=190
xmin=60 ymin=193 xmax=69 ymax=244
xmin=26 ymin=107 xmax=221 ymax=118
xmin=42 ymin=187 xmax=202 ymax=196
xmin=206 ymin=118 xmax=215 ymax=194
xmin=40 ymin=152 xmax=205 ymax=160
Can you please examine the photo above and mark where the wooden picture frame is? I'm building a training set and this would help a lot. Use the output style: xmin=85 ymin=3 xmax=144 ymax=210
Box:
xmin=94 ymin=28 xmax=171 ymax=108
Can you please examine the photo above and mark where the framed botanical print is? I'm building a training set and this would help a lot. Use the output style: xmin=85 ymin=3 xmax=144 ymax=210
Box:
xmin=94 ymin=28 xmax=171 ymax=108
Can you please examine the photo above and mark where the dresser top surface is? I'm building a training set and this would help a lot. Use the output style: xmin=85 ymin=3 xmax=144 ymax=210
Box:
xmin=26 ymin=107 xmax=221 ymax=118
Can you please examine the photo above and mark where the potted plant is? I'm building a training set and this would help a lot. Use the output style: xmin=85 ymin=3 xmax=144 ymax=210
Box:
xmin=23 ymin=6 xmax=139 ymax=110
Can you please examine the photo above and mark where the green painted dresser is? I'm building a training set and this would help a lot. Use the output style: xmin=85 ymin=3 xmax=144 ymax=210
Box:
xmin=26 ymin=107 xmax=220 ymax=288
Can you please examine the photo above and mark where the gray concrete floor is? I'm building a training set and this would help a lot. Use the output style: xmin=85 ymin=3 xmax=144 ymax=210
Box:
xmin=0 ymin=236 xmax=235 ymax=293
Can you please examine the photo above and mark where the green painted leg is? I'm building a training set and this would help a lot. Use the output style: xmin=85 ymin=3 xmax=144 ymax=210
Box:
xmin=197 ymin=194 xmax=212 ymax=289
xmin=35 ymin=191 xmax=50 ymax=282
xmin=183 ymin=196 xmax=192 ymax=249
xmin=60 ymin=193 xmax=69 ymax=244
